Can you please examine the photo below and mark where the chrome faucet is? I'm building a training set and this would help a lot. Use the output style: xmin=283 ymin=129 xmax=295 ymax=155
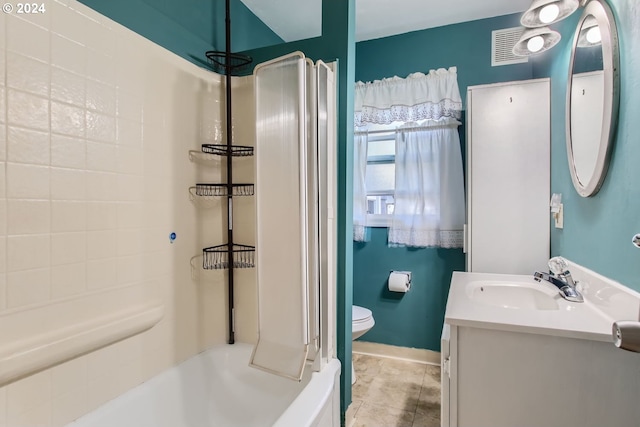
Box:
xmin=533 ymin=257 xmax=584 ymax=303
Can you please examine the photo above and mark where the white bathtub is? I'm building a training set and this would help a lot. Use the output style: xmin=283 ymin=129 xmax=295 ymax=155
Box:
xmin=66 ymin=343 xmax=341 ymax=427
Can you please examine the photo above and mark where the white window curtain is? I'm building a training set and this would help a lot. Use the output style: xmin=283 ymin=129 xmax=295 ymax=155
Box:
xmin=353 ymin=67 xmax=465 ymax=247
xmin=388 ymin=121 xmax=465 ymax=248
xmin=354 ymin=67 xmax=462 ymax=128
xmin=353 ymin=132 xmax=369 ymax=242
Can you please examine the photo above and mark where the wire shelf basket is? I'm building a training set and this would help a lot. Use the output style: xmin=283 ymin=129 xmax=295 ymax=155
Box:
xmin=201 ymin=144 xmax=254 ymax=157
xmin=203 ymin=244 xmax=255 ymax=270
xmin=205 ymin=51 xmax=253 ymax=75
xmin=189 ymin=184 xmax=254 ymax=199
xmin=188 ymin=150 xmax=222 ymax=163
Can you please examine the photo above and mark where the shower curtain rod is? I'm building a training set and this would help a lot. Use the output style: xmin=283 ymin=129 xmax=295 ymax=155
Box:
xmin=354 ymin=121 xmax=461 ymax=135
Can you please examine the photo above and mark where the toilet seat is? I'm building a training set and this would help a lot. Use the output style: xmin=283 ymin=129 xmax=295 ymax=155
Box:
xmin=353 ymin=305 xmax=372 ymax=323
xmin=351 ymin=305 xmax=375 ymax=384
xmin=352 ymin=305 xmax=375 ymax=335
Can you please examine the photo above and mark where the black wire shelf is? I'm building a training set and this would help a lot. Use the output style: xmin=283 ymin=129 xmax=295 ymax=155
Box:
xmin=201 ymin=144 xmax=254 ymax=157
xmin=203 ymin=244 xmax=255 ymax=270
xmin=205 ymin=51 xmax=253 ymax=76
xmin=191 ymin=183 xmax=254 ymax=197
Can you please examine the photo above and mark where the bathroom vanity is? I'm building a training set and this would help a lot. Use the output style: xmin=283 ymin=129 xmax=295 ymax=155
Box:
xmin=441 ymin=269 xmax=640 ymax=427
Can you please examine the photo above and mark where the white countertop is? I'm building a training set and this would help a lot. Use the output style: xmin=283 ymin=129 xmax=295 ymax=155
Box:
xmin=445 ymin=271 xmax=616 ymax=342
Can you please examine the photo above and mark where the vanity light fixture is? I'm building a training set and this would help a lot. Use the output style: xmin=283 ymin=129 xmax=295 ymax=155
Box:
xmin=521 ymin=0 xmax=580 ymax=27
xmin=512 ymin=27 xmax=562 ymax=56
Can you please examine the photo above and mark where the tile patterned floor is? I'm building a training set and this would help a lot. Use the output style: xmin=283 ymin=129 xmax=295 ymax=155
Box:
xmin=350 ymin=353 xmax=441 ymax=427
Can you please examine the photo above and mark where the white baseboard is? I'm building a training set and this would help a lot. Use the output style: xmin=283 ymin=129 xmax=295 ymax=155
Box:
xmin=352 ymin=341 xmax=440 ymax=366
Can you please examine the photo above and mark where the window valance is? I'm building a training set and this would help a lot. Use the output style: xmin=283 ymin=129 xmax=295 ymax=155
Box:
xmin=354 ymin=67 xmax=463 ymax=127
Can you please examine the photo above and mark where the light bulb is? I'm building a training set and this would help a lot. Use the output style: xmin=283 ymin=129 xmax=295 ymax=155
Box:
xmin=586 ymin=26 xmax=601 ymax=44
xmin=527 ymin=36 xmax=545 ymax=53
xmin=539 ymin=4 xmax=560 ymax=24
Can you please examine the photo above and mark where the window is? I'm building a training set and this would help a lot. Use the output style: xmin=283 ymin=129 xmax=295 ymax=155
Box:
xmin=365 ymin=131 xmax=395 ymax=226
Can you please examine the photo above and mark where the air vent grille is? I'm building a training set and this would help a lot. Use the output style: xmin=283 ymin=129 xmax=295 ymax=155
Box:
xmin=492 ymin=27 xmax=528 ymax=66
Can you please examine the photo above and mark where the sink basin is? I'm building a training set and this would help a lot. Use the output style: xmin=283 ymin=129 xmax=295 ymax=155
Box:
xmin=466 ymin=282 xmax=560 ymax=310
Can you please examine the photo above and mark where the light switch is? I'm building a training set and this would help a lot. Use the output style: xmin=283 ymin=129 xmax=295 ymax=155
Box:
xmin=554 ymin=203 xmax=564 ymax=229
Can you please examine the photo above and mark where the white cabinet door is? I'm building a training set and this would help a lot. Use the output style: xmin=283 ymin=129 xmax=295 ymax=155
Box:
xmin=441 ymin=324 xmax=458 ymax=427
xmin=466 ymin=79 xmax=550 ymax=274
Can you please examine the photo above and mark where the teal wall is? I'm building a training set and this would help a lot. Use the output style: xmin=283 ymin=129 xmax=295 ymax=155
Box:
xmin=353 ymin=229 xmax=464 ymax=350
xmin=353 ymin=13 xmax=540 ymax=352
xmin=78 ymin=0 xmax=283 ymax=67
xmin=543 ymin=0 xmax=640 ymax=291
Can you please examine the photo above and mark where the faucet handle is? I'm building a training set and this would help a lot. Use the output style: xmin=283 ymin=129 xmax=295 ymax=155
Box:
xmin=548 ymin=256 xmax=569 ymax=275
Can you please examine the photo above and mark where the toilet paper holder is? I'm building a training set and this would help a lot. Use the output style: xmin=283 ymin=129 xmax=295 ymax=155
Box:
xmin=388 ymin=271 xmax=412 ymax=293
xmin=391 ymin=271 xmax=412 ymax=284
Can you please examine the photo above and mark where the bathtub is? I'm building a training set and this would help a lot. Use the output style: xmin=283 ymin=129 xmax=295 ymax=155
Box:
xmin=66 ymin=343 xmax=341 ymax=427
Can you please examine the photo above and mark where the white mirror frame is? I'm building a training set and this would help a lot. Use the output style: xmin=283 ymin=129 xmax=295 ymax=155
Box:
xmin=566 ymin=0 xmax=619 ymax=197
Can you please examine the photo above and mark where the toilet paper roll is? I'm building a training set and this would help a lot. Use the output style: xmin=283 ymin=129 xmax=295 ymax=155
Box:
xmin=612 ymin=321 xmax=640 ymax=353
xmin=388 ymin=271 xmax=411 ymax=293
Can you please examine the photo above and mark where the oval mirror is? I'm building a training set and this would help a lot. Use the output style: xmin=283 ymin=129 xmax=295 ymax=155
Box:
xmin=566 ymin=0 xmax=619 ymax=197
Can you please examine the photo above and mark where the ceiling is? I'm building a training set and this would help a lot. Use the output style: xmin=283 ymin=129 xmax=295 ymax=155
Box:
xmin=240 ymin=0 xmax=533 ymax=43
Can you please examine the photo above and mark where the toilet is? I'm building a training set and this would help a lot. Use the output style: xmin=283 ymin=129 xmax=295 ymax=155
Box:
xmin=352 ymin=305 xmax=375 ymax=384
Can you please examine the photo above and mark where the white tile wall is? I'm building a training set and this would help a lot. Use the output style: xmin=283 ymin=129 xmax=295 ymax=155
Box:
xmin=6 ymin=16 xmax=50 ymax=63
xmin=86 ymin=49 xmax=116 ymax=87
xmin=7 ymin=234 xmax=51 ymax=272
xmin=51 ymin=201 xmax=86 ymax=232
xmin=50 ymin=167 xmax=85 ymax=200
xmin=6 ymin=53 xmax=50 ymax=98
xmin=51 ymin=232 xmax=87 ymax=265
xmin=51 ymin=34 xmax=86 ymax=76
xmin=0 ymin=87 xmax=5 ymax=125
xmin=0 ymin=47 xmax=6 ymax=83
xmin=51 ymin=67 xmax=86 ymax=107
xmin=12 ymin=0 xmax=51 ymax=30
xmin=6 ymin=163 xmax=50 ymax=199
xmin=0 ymin=0 xmax=5 ymax=325
xmin=7 ymin=267 xmax=51 ymax=307
xmin=86 ymin=111 xmax=115 ymax=143
xmin=0 ymin=124 xmax=6 ymax=162
xmin=51 ymin=135 xmax=86 ymax=169
xmin=0 ymin=0 xmax=252 ymax=425
xmin=0 ymin=163 xmax=5 ymax=198
xmin=7 ymin=200 xmax=50 ymax=234
xmin=50 ymin=262 xmax=85 ymax=298
xmin=51 ymin=101 xmax=85 ymax=137
xmin=86 ymin=258 xmax=116 ymax=291
xmin=7 ymin=89 xmax=49 ymax=131
xmin=86 ymin=141 xmax=116 ymax=172
xmin=86 ymin=202 xmax=117 ymax=230
xmin=7 ymin=127 xmax=50 ymax=165
xmin=86 ymin=80 xmax=115 ymax=115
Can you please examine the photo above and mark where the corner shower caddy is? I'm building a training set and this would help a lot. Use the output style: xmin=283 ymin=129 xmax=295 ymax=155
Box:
xmin=189 ymin=0 xmax=254 ymax=345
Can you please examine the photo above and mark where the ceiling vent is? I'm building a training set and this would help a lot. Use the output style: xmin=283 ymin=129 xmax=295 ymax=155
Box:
xmin=492 ymin=27 xmax=529 ymax=66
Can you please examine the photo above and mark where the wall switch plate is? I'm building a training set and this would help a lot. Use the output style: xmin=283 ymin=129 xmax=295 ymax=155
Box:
xmin=555 ymin=203 xmax=564 ymax=229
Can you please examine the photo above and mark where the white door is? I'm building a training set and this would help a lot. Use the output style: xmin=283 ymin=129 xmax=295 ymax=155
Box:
xmin=466 ymin=79 xmax=550 ymax=274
